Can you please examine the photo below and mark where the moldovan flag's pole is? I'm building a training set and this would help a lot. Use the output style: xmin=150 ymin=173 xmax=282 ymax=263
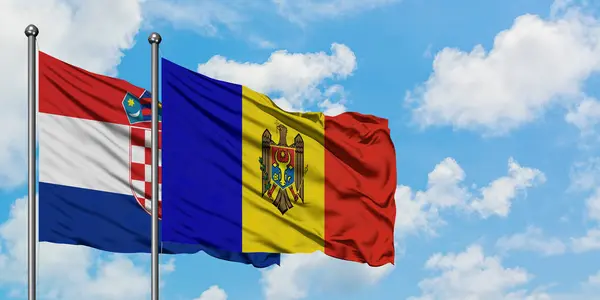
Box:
xmin=25 ymin=24 xmax=39 ymax=300
xmin=149 ymin=32 xmax=162 ymax=300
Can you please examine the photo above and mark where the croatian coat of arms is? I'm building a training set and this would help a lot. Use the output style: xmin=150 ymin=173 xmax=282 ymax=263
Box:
xmin=122 ymin=91 xmax=163 ymax=219
xmin=259 ymin=123 xmax=309 ymax=215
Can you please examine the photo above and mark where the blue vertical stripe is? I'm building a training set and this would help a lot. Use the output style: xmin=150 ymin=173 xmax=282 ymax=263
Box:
xmin=162 ymin=58 xmax=255 ymax=255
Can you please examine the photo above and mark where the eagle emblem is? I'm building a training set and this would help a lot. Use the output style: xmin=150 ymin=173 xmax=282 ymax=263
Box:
xmin=259 ymin=123 xmax=308 ymax=215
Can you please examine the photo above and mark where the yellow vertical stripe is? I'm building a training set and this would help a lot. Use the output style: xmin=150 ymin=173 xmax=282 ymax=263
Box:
xmin=241 ymin=87 xmax=326 ymax=253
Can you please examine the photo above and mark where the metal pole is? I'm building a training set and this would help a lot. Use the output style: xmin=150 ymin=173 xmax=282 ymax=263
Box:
xmin=148 ymin=32 xmax=162 ymax=300
xmin=24 ymin=24 xmax=39 ymax=300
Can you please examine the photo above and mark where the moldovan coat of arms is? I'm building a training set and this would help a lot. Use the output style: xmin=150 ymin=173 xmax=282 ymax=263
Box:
xmin=259 ymin=124 xmax=308 ymax=215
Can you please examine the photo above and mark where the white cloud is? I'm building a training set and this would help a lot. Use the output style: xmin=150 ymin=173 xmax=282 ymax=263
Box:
xmin=144 ymin=0 xmax=398 ymax=38
xmin=409 ymin=245 xmax=549 ymax=300
xmin=571 ymin=188 xmax=600 ymax=253
xmin=143 ymin=0 xmax=247 ymax=37
xmin=395 ymin=157 xmax=545 ymax=238
xmin=142 ymin=0 xmax=278 ymax=49
xmin=496 ymin=227 xmax=566 ymax=256
xmin=143 ymin=0 xmax=393 ymax=47
xmin=0 ymin=197 xmax=154 ymax=300
xmin=587 ymin=270 xmax=600 ymax=286
xmin=420 ymin=157 xmax=471 ymax=208
xmin=260 ymin=252 xmax=393 ymax=300
xmin=470 ymin=158 xmax=546 ymax=218
xmin=248 ymin=36 xmax=278 ymax=49
xmin=197 ymin=43 xmax=356 ymax=113
xmin=394 ymin=157 xmax=468 ymax=237
xmin=571 ymin=229 xmax=600 ymax=253
xmin=586 ymin=188 xmax=600 ymax=222
xmin=550 ymin=0 xmax=575 ymax=17
xmin=565 ymin=97 xmax=600 ymax=137
xmin=273 ymin=0 xmax=400 ymax=24
xmin=406 ymin=4 xmax=600 ymax=135
xmin=160 ymin=257 xmax=176 ymax=274
xmin=193 ymin=285 xmax=228 ymax=300
xmin=317 ymin=85 xmax=348 ymax=116
xmin=318 ymin=99 xmax=347 ymax=116
xmin=536 ymin=269 xmax=600 ymax=300
xmin=0 ymin=0 xmax=143 ymax=187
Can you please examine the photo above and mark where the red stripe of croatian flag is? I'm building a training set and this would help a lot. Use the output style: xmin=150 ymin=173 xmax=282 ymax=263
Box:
xmin=39 ymin=50 xmax=162 ymax=224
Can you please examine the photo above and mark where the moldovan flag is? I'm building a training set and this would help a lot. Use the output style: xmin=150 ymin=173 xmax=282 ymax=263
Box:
xmin=161 ymin=58 xmax=397 ymax=266
xmin=38 ymin=51 xmax=280 ymax=268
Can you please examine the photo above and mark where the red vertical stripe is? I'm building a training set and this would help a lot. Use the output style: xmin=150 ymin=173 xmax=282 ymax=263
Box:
xmin=324 ymin=112 xmax=396 ymax=266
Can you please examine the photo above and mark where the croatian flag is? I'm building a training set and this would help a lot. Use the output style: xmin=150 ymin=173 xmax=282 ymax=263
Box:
xmin=37 ymin=51 xmax=279 ymax=267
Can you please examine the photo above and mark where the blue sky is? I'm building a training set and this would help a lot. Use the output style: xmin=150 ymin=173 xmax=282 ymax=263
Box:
xmin=1 ymin=0 xmax=600 ymax=299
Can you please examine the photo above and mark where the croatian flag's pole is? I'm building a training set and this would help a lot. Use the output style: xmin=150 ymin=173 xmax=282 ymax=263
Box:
xmin=149 ymin=32 xmax=162 ymax=300
xmin=25 ymin=24 xmax=39 ymax=300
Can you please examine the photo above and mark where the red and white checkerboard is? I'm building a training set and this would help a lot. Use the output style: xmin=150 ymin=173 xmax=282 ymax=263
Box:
xmin=129 ymin=126 xmax=162 ymax=217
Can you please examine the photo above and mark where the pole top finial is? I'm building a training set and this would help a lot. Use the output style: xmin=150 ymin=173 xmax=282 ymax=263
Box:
xmin=24 ymin=24 xmax=39 ymax=37
xmin=148 ymin=32 xmax=162 ymax=44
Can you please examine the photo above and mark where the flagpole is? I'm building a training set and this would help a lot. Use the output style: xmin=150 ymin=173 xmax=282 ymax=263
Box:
xmin=149 ymin=32 xmax=162 ymax=300
xmin=25 ymin=24 xmax=39 ymax=300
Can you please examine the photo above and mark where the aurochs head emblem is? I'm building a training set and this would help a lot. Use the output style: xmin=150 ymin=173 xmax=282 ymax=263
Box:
xmin=259 ymin=123 xmax=308 ymax=215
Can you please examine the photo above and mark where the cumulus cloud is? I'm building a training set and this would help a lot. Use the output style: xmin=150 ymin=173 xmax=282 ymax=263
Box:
xmin=193 ymin=285 xmax=228 ymax=300
xmin=0 ymin=0 xmax=143 ymax=188
xmin=317 ymin=85 xmax=349 ymax=116
xmin=197 ymin=43 xmax=356 ymax=113
xmin=569 ymin=168 xmax=600 ymax=252
xmin=259 ymin=157 xmax=544 ymax=300
xmin=496 ymin=227 xmax=567 ymax=256
xmin=565 ymin=97 xmax=600 ymax=137
xmin=586 ymin=188 xmax=600 ymax=222
xmin=409 ymin=245 xmax=549 ymax=300
xmin=260 ymin=252 xmax=393 ymax=300
xmin=470 ymin=158 xmax=546 ymax=218
xmin=395 ymin=157 xmax=545 ymax=238
xmin=572 ymin=228 xmax=600 ymax=253
xmin=586 ymin=270 xmax=600 ymax=287
xmin=160 ymin=257 xmax=176 ymax=274
xmin=406 ymin=3 xmax=600 ymax=135
xmin=0 ymin=197 xmax=155 ymax=300
xmin=571 ymin=189 xmax=600 ymax=252
xmin=272 ymin=0 xmax=400 ymax=24
xmin=409 ymin=241 xmax=600 ymax=300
